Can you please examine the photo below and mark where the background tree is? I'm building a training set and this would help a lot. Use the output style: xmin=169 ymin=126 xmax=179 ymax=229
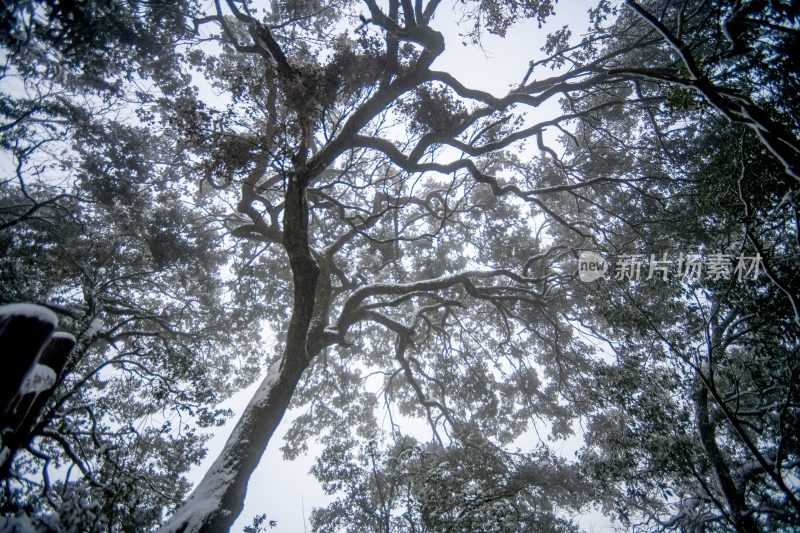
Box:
xmin=297 ymin=0 xmax=800 ymax=530
xmin=1 ymin=8 xmax=266 ymax=526
xmin=529 ymin=1 xmax=800 ymax=530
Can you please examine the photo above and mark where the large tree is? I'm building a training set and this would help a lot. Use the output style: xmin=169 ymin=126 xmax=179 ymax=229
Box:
xmin=295 ymin=1 xmax=800 ymax=530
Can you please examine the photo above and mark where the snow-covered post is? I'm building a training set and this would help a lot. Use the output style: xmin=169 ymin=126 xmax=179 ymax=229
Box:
xmin=4 ymin=332 xmax=75 ymax=436
xmin=0 ymin=304 xmax=58 ymax=418
xmin=0 ymin=303 xmax=75 ymax=469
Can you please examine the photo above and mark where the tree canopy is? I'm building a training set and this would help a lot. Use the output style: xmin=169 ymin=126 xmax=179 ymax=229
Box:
xmin=1 ymin=0 xmax=798 ymax=531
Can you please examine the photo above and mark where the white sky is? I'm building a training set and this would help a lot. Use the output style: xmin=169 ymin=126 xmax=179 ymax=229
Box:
xmin=185 ymin=1 xmax=614 ymax=532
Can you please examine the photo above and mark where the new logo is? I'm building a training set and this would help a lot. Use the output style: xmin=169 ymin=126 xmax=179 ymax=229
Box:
xmin=578 ymin=251 xmax=608 ymax=282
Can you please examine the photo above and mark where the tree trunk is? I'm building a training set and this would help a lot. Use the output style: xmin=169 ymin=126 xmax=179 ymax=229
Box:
xmin=160 ymin=176 xmax=320 ymax=532
xmin=157 ymin=353 xmax=311 ymax=532
xmin=694 ymin=375 xmax=760 ymax=533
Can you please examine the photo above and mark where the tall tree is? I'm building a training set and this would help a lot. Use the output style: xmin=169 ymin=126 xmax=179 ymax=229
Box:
xmin=283 ymin=0 xmax=800 ymax=530
xmin=1 ymin=5 xmax=266 ymax=527
xmin=528 ymin=1 xmax=800 ymax=529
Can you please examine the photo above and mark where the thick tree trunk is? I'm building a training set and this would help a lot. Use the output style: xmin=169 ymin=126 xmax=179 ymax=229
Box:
xmin=694 ymin=376 xmax=760 ymax=533
xmin=157 ymin=354 xmax=311 ymax=533
xmin=160 ymin=177 xmax=320 ymax=532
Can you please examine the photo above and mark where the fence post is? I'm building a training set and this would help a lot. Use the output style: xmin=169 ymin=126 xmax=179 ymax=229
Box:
xmin=0 ymin=304 xmax=58 ymax=418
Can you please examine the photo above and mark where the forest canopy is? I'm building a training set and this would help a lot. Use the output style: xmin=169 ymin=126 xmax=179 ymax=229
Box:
xmin=0 ymin=0 xmax=798 ymax=531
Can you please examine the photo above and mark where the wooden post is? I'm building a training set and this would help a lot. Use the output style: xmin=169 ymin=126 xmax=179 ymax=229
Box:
xmin=0 ymin=304 xmax=75 ymax=481
xmin=5 ymin=332 xmax=76 ymax=436
xmin=0 ymin=304 xmax=58 ymax=418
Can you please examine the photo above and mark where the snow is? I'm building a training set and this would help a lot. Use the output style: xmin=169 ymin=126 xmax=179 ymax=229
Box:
xmin=252 ymin=359 xmax=282 ymax=405
xmin=0 ymin=303 xmax=58 ymax=326
xmin=3 ymin=362 xmax=60 ymax=431
xmin=84 ymin=318 xmax=103 ymax=338
xmin=160 ymin=461 xmax=237 ymax=532
xmin=19 ymin=364 xmax=57 ymax=394
xmin=51 ymin=331 xmax=77 ymax=344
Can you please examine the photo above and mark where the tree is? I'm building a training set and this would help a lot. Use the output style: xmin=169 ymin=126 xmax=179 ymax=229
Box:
xmin=309 ymin=436 xmax=589 ymax=532
xmin=531 ymin=1 xmax=800 ymax=529
xmin=1 ymin=13 xmax=266 ymax=525
xmin=1 ymin=0 xmax=798 ymax=531
xmin=295 ymin=0 xmax=800 ymax=530
xmin=0 ymin=128 xmax=266 ymax=530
